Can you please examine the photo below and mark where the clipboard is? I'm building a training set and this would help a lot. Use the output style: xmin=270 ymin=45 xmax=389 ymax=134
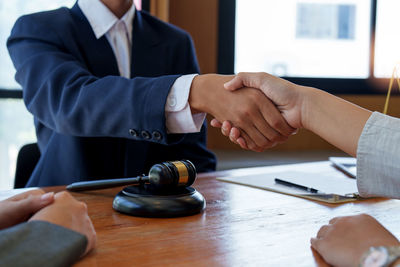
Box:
xmin=217 ymin=169 xmax=360 ymax=204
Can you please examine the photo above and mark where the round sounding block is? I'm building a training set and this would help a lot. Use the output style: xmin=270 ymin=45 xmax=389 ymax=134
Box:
xmin=112 ymin=185 xmax=205 ymax=217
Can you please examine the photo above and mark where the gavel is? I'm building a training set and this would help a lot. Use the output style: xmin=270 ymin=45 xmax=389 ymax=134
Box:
xmin=67 ymin=160 xmax=197 ymax=191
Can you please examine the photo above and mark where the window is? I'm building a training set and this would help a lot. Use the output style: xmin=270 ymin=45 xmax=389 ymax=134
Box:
xmin=0 ymin=0 xmax=76 ymax=89
xmin=374 ymin=0 xmax=400 ymax=78
xmin=218 ymin=0 xmax=400 ymax=93
xmin=0 ymin=0 xmax=74 ymax=190
xmin=235 ymin=0 xmax=370 ymax=78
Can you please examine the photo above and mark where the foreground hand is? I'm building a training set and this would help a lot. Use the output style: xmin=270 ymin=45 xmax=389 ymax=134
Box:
xmin=0 ymin=189 xmax=54 ymax=229
xmin=29 ymin=191 xmax=96 ymax=255
xmin=311 ymin=214 xmax=400 ymax=267
xmin=190 ymin=74 xmax=295 ymax=151
xmin=210 ymin=72 xmax=305 ymax=150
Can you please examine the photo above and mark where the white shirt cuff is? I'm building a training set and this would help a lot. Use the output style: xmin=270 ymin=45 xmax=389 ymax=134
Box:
xmin=165 ymin=74 xmax=206 ymax=133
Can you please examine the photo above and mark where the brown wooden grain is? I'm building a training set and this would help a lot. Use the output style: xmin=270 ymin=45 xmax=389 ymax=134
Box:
xmin=67 ymin=163 xmax=400 ymax=267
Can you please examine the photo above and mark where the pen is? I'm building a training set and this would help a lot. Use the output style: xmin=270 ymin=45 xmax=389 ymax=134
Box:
xmin=274 ymin=178 xmax=323 ymax=194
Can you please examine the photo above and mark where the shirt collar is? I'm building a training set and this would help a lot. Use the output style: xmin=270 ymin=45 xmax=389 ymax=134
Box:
xmin=78 ymin=0 xmax=135 ymax=40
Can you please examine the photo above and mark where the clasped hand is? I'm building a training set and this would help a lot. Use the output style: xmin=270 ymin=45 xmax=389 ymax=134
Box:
xmin=0 ymin=189 xmax=96 ymax=256
xmin=190 ymin=74 xmax=297 ymax=152
xmin=206 ymin=72 xmax=305 ymax=151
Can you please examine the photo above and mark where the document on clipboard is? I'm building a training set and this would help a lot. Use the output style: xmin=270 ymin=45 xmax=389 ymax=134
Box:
xmin=216 ymin=161 xmax=361 ymax=204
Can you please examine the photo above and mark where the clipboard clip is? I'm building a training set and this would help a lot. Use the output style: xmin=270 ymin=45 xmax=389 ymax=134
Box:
xmin=344 ymin=193 xmax=360 ymax=198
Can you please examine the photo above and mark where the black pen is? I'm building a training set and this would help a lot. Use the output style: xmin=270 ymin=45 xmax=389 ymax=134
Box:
xmin=274 ymin=178 xmax=323 ymax=194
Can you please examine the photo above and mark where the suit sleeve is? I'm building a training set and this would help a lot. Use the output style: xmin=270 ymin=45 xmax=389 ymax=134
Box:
xmin=7 ymin=15 xmax=182 ymax=145
xmin=0 ymin=221 xmax=87 ymax=267
xmin=356 ymin=112 xmax=400 ymax=198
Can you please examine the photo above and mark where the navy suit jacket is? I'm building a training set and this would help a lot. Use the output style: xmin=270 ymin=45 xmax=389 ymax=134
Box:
xmin=7 ymin=4 xmax=216 ymax=187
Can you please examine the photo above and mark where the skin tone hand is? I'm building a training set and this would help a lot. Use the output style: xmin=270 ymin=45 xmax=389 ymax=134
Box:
xmin=311 ymin=214 xmax=400 ymax=267
xmin=210 ymin=72 xmax=302 ymax=149
xmin=190 ymin=74 xmax=296 ymax=151
xmin=211 ymin=72 xmax=372 ymax=156
xmin=0 ymin=189 xmax=54 ymax=230
xmin=29 ymin=191 xmax=96 ymax=256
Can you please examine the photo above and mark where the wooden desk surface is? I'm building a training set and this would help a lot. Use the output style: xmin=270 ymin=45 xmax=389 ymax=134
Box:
xmin=67 ymin=161 xmax=400 ymax=267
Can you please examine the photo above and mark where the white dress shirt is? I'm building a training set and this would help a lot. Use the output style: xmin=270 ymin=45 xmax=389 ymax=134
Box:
xmin=356 ymin=112 xmax=400 ymax=198
xmin=78 ymin=0 xmax=206 ymax=133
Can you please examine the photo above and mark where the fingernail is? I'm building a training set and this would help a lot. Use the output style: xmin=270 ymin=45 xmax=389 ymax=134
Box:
xmin=292 ymin=129 xmax=299 ymax=135
xmin=41 ymin=192 xmax=54 ymax=202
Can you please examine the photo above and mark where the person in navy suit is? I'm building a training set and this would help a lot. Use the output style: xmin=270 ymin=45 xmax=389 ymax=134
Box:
xmin=7 ymin=0 xmax=294 ymax=187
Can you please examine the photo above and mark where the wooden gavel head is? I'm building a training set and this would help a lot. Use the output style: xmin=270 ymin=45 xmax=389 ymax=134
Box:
xmin=147 ymin=160 xmax=197 ymax=188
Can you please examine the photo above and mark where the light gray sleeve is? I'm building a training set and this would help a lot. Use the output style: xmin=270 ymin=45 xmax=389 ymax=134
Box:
xmin=357 ymin=112 xmax=400 ymax=198
xmin=0 ymin=221 xmax=87 ymax=267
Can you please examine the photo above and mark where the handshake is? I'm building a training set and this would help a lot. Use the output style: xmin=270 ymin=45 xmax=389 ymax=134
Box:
xmin=189 ymin=72 xmax=309 ymax=152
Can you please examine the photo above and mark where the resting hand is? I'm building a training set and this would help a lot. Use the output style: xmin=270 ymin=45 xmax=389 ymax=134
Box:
xmin=311 ymin=214 xmax=400 ymax=267
xmin=0 ymin=189 xmax=54 ymax=230
xmin=29 ymin=191 xmax=96 ymax=256
xmin=210 ymin=72 xmax=305 ymax=149
xmin=190 ymin=74 xmax=296 ymax=151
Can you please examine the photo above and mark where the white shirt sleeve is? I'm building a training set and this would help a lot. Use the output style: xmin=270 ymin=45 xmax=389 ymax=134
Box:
xmin=165 ymin=74 xmax=206 ymax=133
xmin=356 ymin=112 xmax=400 ymax=198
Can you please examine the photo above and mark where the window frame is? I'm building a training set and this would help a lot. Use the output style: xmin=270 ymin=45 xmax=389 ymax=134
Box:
xmin=218 ymin=0 xmax=396 ymax=94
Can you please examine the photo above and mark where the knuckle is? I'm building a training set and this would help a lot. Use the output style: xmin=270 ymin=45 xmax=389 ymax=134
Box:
xmin=258 ymin=139 xmax=270 ymax=148
xmin=236 ymin=116 xmax=247 ymax=126
xmin=269 ymin=132 xmax=282 ymax=143
xmin=78 ymin=201 xmax=88 ymax=212
xmin=271 ymin=118 xmax=284 ymax=130
xmin=338 ymin=217 xmax=352 ymax=225
xmin=358 ymin=213 xmax=372 ymax=220
xmin=241 ymin=107 xmax=252 ymax=117
xmin=57 ymin=191 xmax=70 ymax=199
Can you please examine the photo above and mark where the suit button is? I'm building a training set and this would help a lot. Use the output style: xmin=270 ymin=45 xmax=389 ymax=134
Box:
xmin=141 ymin=130 xmax=151 ymax=139
xmin=129 ymin=129 xmax=138 ymax=137
xmin=152 ymin=131 xmax=162 ymax=140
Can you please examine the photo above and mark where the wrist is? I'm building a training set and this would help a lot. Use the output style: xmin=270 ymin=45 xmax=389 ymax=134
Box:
xmin=188 ymin=74 xmax=210 ymax=114
xmin=298 ymin=85 xmax=317 ymax=130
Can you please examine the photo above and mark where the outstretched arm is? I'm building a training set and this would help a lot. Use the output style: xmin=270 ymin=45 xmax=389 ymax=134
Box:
xmin=212 ymin=72 xmax=372 ymax=156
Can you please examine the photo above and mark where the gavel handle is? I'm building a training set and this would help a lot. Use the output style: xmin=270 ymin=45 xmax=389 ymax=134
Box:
xmin=66 ymin=176 xmax=147 ymax=191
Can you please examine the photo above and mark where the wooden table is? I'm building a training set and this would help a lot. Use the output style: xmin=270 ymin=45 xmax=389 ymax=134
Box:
xmin=68 ymin=161 xmax=400 ymax=267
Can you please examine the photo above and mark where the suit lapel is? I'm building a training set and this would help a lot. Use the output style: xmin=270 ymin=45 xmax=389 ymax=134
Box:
xmin=130 ymin=11 xmax=167 ymax=77
xmin=70 ymin=3 xmax=119 ymax=77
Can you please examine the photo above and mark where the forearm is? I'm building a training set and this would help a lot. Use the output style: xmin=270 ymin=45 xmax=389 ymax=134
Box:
xmin=301 ymin=86 xmax=372 ymax=156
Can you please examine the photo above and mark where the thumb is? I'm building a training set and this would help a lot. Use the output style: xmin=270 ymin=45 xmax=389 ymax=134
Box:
xmin=224 ymin=75 xmax=244 ymax=91
xmin=224 ymin=72 xmax=267 ymax=92
xmin=17 ymin=192 xmax=54 ymax=216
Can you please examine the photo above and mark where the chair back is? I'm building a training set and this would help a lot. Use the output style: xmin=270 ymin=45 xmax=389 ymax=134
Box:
xmin=14 ymin=143 xmax=40 ymax=188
